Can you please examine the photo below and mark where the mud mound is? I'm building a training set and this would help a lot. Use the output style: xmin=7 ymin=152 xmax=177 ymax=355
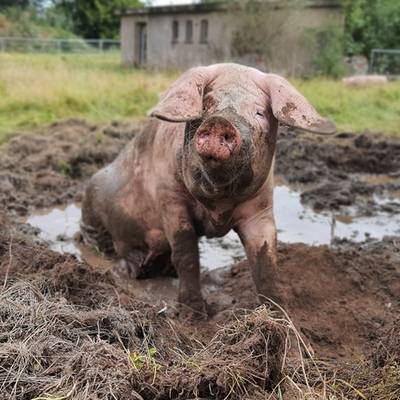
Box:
xmin=276 ymin=129 xmax=400 ymax=212
xmin=316 ymin=321 xmax=400 ymax=400
xmin=0 ymin=119 xmax=138 ymax=216
xmin=206 ymin=239 xmax=399 ymax=359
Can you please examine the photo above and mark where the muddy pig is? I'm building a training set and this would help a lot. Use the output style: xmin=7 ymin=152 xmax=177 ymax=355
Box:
xmin=81 ymin=63 xmax=336 ymax=314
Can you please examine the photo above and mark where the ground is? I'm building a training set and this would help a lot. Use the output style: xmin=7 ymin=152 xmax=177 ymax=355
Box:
xmin=0 ymin=119 xmax=399 ymax=399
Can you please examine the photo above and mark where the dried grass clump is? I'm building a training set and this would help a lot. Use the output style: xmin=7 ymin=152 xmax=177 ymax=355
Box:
xmin=148 ymin=306 xmax=287 ymax=400
xmin=0 ymin=278 xmax=162 ymax=400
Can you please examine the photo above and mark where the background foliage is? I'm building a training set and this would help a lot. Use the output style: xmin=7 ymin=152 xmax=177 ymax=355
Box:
xmin=0 ymin=0 xmax=141 ymax=39
xmin=343 ymin=0 xmax=400 ymax=57
xmin=54 ymin=0 xmax=141 ymax=39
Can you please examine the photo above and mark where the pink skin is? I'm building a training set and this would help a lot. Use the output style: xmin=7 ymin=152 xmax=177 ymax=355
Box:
xmin=81 ymin=63 xmax=336 ymax=316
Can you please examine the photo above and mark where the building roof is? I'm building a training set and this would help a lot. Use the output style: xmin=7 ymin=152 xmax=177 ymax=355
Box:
xmin=119 ymin=1 xmax=340 ymax=17
xmin=120 ymin=2 xmax=225 ymax=17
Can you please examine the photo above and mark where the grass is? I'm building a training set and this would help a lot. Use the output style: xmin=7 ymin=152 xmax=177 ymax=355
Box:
xmin=1 ymin=52 xmax=400 ymax=142
xmin=0 ymin=53 xmax=175 ymax=142
xmin=295 ymin=78 xmax=400 ymax=135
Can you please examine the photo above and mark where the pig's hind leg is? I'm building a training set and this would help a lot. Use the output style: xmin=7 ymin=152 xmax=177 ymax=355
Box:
xmin=80 ymin=187 xmax=114 ymax=254
xmin=115 ymin=228 xmax=173 ymax=279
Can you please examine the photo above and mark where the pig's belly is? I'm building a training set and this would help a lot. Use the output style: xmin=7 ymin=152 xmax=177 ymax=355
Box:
xmin=193 ymin=216 xmax=233 ymax=238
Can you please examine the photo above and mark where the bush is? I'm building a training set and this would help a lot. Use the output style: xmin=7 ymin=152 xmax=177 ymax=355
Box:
xmin=308 ymin=25 xmax=349 ymax=78
xmin=343 ymin=0 xmax=400 ymax=58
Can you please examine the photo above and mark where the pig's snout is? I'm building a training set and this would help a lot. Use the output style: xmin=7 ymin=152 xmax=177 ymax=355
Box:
xmin=195 ymin=118 xmax=241 ymax=163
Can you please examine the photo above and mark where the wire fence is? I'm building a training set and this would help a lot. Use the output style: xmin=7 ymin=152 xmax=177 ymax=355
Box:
xmin=369 ymin=48 xmax=400 ymax=75
xmin=0 ymin=37 xmax=121 ymax=54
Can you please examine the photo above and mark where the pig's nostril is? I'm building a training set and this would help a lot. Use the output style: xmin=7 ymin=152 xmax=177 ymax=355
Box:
xmin=223 ymin=132 xmax=236 ymax=143
xmin=205 ymin=154 xmax=218 ymax=162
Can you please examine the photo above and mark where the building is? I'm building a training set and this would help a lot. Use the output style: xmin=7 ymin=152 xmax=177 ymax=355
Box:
xmin=120 ymin=1 xmax=342 ymax=75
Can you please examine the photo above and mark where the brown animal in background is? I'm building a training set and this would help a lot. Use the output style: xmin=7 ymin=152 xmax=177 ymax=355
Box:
xmin=81 ymin=63 xmax=336 ymax=315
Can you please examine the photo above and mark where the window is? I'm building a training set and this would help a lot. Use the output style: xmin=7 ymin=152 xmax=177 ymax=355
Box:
xmin=172 ymin=20 xmax=179 ymax=43
xmin=185 ymin=20 xmax=193 ymax=43
xmin=200 ymin=19 xmax=208 ymax=44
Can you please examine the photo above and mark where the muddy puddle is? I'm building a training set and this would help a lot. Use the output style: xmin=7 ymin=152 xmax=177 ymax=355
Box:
xmin=26 ymin=183 xmax=400 ymax=271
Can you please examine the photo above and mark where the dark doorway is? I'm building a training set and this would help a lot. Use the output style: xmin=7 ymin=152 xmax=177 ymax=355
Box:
xmin=135 ymin=22 xmax=147 ymax=66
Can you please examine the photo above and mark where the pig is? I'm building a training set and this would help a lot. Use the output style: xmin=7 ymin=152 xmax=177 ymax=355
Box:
xmin=81 ymin=63 xmax=336 ymax=315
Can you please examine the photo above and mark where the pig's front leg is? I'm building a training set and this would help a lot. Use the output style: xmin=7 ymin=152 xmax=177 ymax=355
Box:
xmin=162 ymin=203 xmax=206 ymax=316
xmin=237 ymin=209 xmax=282 ymax=305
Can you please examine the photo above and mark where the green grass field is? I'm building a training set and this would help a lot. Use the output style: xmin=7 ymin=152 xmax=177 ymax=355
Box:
xmin=1 ymin=52 xmax=400 ymax=142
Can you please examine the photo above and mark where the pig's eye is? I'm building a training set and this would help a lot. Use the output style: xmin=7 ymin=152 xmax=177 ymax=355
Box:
xmin=256 ymin=111 xmax=265 ymax=118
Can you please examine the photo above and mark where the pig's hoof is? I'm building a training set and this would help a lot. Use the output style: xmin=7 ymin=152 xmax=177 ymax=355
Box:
xmin=258 ymin=288 xmax=286 ymax=310
xmin=119 ymin=257 xmax=141 ymax=279
xmin=177 ymin=296 xmax=208 ymax=320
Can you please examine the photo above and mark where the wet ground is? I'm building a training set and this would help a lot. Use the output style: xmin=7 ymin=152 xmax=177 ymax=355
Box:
xmin=1 ymin=119 xmax=399 ymax=399
xmin=26 ymin=183 xmax=400 ymax=270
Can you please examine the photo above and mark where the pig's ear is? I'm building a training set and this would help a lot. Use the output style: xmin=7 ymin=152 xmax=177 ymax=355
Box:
xmin=264 ymin=74 xmax=336 ymax=135
xmin=150 ymin=66 xmax=212 ymax=122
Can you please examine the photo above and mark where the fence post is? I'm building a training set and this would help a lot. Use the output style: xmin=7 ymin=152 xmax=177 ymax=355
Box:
xmin=368 ymin=49 xmax=375 ymax=74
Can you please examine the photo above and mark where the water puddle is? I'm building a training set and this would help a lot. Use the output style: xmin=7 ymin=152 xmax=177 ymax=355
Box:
xmin=26 ymin=185 xmax=400 ymax=270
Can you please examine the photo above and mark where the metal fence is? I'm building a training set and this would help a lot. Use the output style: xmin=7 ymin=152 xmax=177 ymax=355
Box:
xmin=0 ymin=37 xmax=120 ymax=53
xmin=369 ymin=48 xmax=400 ymax=75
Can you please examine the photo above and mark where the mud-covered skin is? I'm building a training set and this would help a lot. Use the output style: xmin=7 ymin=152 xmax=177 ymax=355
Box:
xmin=82 ymin=63 xmax=335 ymax=312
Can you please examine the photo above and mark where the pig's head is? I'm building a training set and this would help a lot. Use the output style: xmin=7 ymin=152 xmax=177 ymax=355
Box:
xmin=151 ymin=64 xmax=335 ymax=202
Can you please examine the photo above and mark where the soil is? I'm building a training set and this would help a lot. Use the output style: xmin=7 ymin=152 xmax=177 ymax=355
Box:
xmin=0 ymin=119 xmax=399 ymax=399
xmin=276 ymin=128 xmax=400 ymax=214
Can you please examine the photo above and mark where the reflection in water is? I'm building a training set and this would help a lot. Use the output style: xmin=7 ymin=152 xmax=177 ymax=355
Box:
xmin=26 ymin=185 xmax=400 ymax=270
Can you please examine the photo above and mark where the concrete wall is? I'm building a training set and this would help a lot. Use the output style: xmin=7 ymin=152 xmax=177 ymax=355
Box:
xmin=121 ymin=10 xmax=231 ymax=69
xmin=257 ymin=7 xmax=344 ymax=76
xmin=121 ymin=5 xmax=343 ymax=75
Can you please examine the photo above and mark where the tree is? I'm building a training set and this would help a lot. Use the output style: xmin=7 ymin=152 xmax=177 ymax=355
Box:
xmin=55 ymin=0 xmax=141 ymax=39
xmin=228 ymin=1 xmax=308 ymax=72
xmin=0 ymin=0 xmax=30 ymax=10
xmin=344 ymin=0 xmax=400 ymax=57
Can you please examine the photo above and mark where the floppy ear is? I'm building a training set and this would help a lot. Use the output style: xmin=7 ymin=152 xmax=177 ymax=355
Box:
xmin=150 ymin=66 xmax=212 ymax=123
xmin=264 ymin=74 xmax=336 ymax=135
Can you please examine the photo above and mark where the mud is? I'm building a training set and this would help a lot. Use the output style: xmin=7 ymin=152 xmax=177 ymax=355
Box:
xmin=0 ymin=119 xmax=138 ymax=216
xmin=276 ymin=128 xmax=400 ymax=213
xmin=0 ymin=119 xmax=399 ymax=399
